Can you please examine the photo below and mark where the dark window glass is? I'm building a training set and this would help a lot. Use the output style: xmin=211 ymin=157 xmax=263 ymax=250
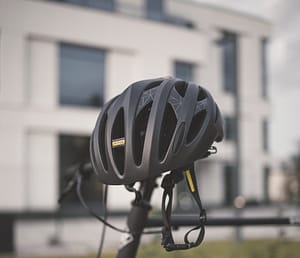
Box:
xmin=174 ymin=61 xmax=195 ymax=82
xmin=52 ymin=0 xmax=115 ymax=11
xmin=146 ymin=0 xmax=194 ymax=28
xmin=224 ymin=116 xmax=237 ymax=141
xmin=146 ymin=0 xmax=165 ymax=21
xmin=262 ymin=119 xmax=269 ymax=152
xmin=59 ymin=43 xmax=105 ymax=107
xmin=263 ymin=166 xmax=270 ymax=202
xmin=220 ymin=32 xmax=237 ymax=94
xmin=59 ymin=134 xmax=103 ymax=214
xmin=224 ymin=164 xmax=238 ymax=205
xmin=261 ymin=38 xmax=268 ymax=98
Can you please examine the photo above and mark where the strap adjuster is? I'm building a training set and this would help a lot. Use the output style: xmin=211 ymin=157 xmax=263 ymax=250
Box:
xmin=161 ymin=164 xmax=206 ymax=251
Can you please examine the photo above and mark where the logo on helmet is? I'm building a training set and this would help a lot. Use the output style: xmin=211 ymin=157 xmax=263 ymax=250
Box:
xmin=112 ymin=137 xmax=126 ymax=148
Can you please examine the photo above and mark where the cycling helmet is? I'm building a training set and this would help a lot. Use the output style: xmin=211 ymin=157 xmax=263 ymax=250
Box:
xmin=90 ymin=77 xmax=223 ymax=185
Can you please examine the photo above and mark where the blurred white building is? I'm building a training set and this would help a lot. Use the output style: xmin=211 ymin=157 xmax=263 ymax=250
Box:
xmin=0 ymin=0 xmax=272 ymax=254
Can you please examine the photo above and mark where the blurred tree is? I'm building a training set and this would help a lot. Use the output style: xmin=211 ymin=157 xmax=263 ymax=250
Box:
xmin=283 ymin=145 xmax=300 ymax=203
xmin=291 ymin=148 xmax=300 ymax=201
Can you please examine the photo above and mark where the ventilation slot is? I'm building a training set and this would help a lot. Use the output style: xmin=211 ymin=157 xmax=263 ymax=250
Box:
xmin=215 ymin=106 xmax=219 ymax=122
xmin=98 ymin=113 xmax=108 ymax=171
xmin=187 ymin=110 xmax=207 ymax=143
xmin=197 ymin=88 xmax=207 ymax=101
xmin=133 ymin=102 xmax=153 ymax=165
xmin=175 ymin=81 xmax=187 ymax=97
xmin=159 ymin=103 xmax=177 ymax=161
xmin=111 ymin=108 xmax=125 ymax=176
xmin=145 ymin=80 xmax=163 ymax=90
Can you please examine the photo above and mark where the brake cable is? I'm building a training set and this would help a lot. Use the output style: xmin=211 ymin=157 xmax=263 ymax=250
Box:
xmin=59 ymin=163 xmax=161 ymax=235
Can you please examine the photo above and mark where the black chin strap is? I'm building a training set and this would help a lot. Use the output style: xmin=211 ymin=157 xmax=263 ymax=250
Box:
xmin=161 ymin=164 xmax=206 ymax=251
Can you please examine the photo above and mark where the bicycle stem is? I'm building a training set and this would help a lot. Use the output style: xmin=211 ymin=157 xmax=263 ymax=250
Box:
xmin=116 ymin=179 xmax=157 ymax=258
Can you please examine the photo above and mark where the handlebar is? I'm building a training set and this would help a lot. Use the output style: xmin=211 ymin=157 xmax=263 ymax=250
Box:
xmin=146 ymin=215 xmax=300 ymax=227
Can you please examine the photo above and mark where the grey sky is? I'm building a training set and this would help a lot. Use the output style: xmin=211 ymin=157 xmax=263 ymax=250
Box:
xmin=196 ymin=0 xmax=300 ymax=160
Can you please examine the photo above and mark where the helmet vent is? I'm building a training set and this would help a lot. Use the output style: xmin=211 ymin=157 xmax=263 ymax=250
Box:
xmin=159 ymin=103 xmax=177 ymax=161
xmin=187 ymin=110 xmax=207 ymax=143
xmin=145 ymin=79 xmax=163 ymax=90
xmin=197 ymin=88 xmax=207 ymax=101
xmin=111 ymin=108 xmax=125 ymax=176
xmin=175 ymin=81 xmax=187 ymax=97
xmin=98 ymin=113 xmax=108 ymax=171
xmin=215 ymin=106 xmax=219 ymax=122
xmin=133 ymin=101 xmax=153 ymax=165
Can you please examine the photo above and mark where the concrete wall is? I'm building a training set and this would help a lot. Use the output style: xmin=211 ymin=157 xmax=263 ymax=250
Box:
xmin=0 ymin=0 xmax=271 ymax=211
xmin=0 ymin=0 xmax=206 ymax=212
xmin=0 ymin=0 xmax=274 ymax=254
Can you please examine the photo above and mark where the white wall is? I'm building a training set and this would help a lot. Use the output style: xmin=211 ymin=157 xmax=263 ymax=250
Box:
xmin=28 ymin=39 xmax=58 ymax=108
xmin=0 ymin=0 xmax=271 ymax=212
xmin=239 ymin=35 xmax=270 ymax=199
xmin=0 ymin=0 xmax=206 ymax=211
xmin=27 ymin=132 xmax=58 ymax=210
xmin=0 ymin=0 xmax=276 ymax=255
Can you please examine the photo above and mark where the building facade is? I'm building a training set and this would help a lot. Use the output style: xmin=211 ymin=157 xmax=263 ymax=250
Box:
xmin=0 ymin=0 xmax=271 ymax=253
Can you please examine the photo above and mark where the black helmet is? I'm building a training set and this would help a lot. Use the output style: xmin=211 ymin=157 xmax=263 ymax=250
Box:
xmin=90 ymin=77 xmax=223 ymax=185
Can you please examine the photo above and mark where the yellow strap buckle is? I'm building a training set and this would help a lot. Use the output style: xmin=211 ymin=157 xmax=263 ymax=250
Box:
xmin=185 ymin=169 xmax=195 ymax=193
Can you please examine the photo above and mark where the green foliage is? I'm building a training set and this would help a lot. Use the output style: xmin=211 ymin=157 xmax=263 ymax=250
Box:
xmin=136 ymin=239 xmax=300 ymax=258
xmin=285 ymin=147 xmax=300 ymax=202
xmin=1 ymin=239 xmax=299 ymax=258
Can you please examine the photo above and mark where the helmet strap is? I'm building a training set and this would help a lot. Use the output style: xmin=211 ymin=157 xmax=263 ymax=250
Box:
xmin=161 ymin=163 xmax=206 ymax=251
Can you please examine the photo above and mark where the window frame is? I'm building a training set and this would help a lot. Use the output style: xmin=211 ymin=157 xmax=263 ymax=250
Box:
xmin=59 ymin=42 xmax=106 ymax=108
xmin=224 ymin=115 xmax=237 ymax=142
xmin=262 ymin=118 xmax=269 ymax=152
xmin=263 ymin=166 xmax=270 ymax=203
xmin=52 ymin=0 xmax=115 ymax=12
xmin=58 ymin=133 xmax=104 ymax=215
xmin=223 ymin=164 xmax=238 ymax=206
xmin=174 ymin=60 xmax=196 ymax=82
xmin=146 ymin=0 xmax=165 ymax=21
xmin=219 ymin=31 xmax=238 ymax=94
xmin=261 ymin=38 xmax=268 ymax=99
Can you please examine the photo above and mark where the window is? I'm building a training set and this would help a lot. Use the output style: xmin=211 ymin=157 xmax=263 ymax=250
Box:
xmin=146 ymin=0 xmax=165 ymax=21
xmin=59 ymin=43 xmax=105 ymax=107
xmin=224 ymin=116 xmax=237 ymax=141
xmin=224 ymin=164 xmax=238 ymax=205
xmin=52 ymin=0 xmax=115 ymax=12
xmin=261 ymin=38 xmax=268 ymax=98
xmin=174 ymin=61 xmax=195 ymax=82
xmin=220 ymin=31 xmax=238 ymax=94
xmin=262 ymin=119 xmax=269 ymax=152
xmin=263 ymin=166 xmax=270 ymax=202
xmin=59 ymin=134 xmax=103 ymax=214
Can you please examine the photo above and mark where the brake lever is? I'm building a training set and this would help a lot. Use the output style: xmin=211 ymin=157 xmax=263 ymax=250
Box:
xmin=58 ymin=162 xmax=93 ymax=204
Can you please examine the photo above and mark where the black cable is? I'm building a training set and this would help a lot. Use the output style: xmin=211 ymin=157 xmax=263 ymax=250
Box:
xmin=96 ymin=184 xmax=108 ymax=258
xmin=75 ymin=174 xmax=162 ymax=235
xmin=76 ymin=175 xmax=129 ymax=233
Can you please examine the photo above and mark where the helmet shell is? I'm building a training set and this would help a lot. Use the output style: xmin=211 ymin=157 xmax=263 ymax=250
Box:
xmin=90 ymin=77 xmax=223 ymax=185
